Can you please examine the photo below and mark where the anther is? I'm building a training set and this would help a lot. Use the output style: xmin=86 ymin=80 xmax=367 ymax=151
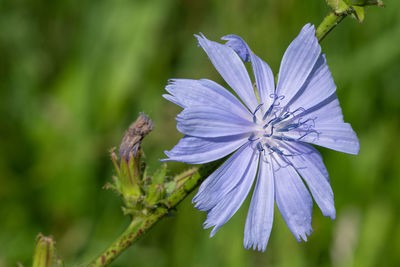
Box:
xmin=256 ymin=142 xmax=264 ymax=152
xmin=263 ymin=127 xmax=274 ymax=137
xmin=248 ymin=133 xmax=259 ymax=142
xmin=272 ymin=135 xmax=296 ymax=142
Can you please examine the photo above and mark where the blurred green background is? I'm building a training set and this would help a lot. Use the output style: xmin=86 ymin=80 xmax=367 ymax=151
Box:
xmin=1 ymin=0 xmax=399 ymax=266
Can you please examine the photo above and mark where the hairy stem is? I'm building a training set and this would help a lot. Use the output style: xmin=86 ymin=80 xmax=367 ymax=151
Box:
xmin=316 ymin=12 xmax=348 ymax=42
xmin=87 ymin=162 xmax=219 ymax=267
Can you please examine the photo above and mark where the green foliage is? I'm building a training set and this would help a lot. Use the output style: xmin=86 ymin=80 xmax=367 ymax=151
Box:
xmin=106 ymin=149 xmax=172 ymax=216
xmin=0 ymin=0 xmax=399 ymax=266
xmin=326 ymin=0 xmax=351 ymax=14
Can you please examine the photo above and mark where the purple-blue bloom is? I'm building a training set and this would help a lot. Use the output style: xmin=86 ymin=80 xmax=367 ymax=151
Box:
xmin=162 ymin=24 xmax=359 ymax=252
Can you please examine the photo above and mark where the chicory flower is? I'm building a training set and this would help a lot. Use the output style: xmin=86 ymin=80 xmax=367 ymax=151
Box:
xmin=162 ymin=24 xmax=359 ymax=252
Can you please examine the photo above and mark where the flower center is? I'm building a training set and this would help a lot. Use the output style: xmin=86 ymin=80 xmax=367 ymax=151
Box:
xmin=248 ymin=94 xmax=319 ymax=163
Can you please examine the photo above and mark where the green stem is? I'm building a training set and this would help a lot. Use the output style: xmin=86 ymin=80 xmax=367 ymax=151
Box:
xmin=87 ymin=212 xmax=163 ymax=267
xmin=87 ymin=162 xmax=219 ymax=267
xmin=316 ymin=12 xmax=348 ymax=42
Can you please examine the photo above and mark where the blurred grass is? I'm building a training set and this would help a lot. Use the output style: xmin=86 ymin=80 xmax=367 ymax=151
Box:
xmin=0 ymin=0 xmax=399 ymax=266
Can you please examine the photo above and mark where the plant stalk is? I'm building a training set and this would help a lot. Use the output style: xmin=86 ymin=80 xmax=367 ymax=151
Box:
xmin=87 ymin=165 xmax=213 ymax=267
xmin=316 ymin=12 xmax=348 ymax=42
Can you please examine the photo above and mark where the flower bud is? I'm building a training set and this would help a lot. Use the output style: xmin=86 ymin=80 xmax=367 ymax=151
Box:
xmin=145 ymin=164 xmax=167 ymax=206
xmin=106 ymin=114 xmax=155 ymax=214
xmin=32 ymin=234 xmax=55 ymax=267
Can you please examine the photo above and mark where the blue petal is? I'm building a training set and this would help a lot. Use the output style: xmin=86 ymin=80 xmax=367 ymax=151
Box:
xmin=193 ymin=143 xmax=254 ymax=211
xmin=162 ymin=135 xmax=248 ymax=164
xmin=284 ymin=54 xmax=336 ymax=112
xmin=244 ymin=156 xmax=274 ymax=252
xmin=276 ymin=24 xmax=321 ymax=107
xmin=283 ymin=142 xmax=335 ymax=219
xmin=286 ymin=93 xmax=343 ymax=123
xmin=176 ymin=105 xmax=255 ymax=138
xmin=291 ymin=122 xmax=359 ymax=155
xmin=222 ymin=35 xmax=276 ymax=109
xmin=274 ymin=160 xmax=313 ymax=242
xmin=164 ymin=79 xmax=252 ymax=120
xmin=285 ymin=94 xmax=360 ymax=155
xmin=221 ymin=35 xmax=251 ymax=62
xmin=195 ymin=34 xmax=259 ymax=112
xmin=196 ymin=144 xmax=259 ymax=237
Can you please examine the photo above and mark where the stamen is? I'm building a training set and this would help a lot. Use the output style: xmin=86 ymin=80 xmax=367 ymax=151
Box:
xmin=276 ymin=123 xmax=299 ymax=132
xmin=263 ymin=114 xmax=278 ymax=129
xmin=271 ymin=112 xmax=291 ymax=125
xmin=263 ymin=94 xmax=284 ymax=120
xmin=253 ymin=103 xmax=263 ymax=115
xmin=297 ymin=117 xmax=317 ymax=128
xmin=252 ymin=103 xmax=264 ymax=123
xmin=256 ymin=142 xmax=264 ymax=152
xmin=274 ymin=95 xmax=285 ymax=107
xmin=272 ymin=135 xmax=296 ymax=142
xmin=263 ymin=104 xmax=275 ymax=120
xmin=263 ymin=127 xmax=274 ymax=137
xmin=297 ymin=129 xmax=320 ymax=140
xmin=248 ymin=133 xmax=259 ymax=142
xmin=291 ymin=107 xmax=306 ymax=116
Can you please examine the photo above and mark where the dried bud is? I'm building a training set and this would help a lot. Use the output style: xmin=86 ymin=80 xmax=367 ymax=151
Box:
xmin=119 ymin=113 xmax=154 ymax=161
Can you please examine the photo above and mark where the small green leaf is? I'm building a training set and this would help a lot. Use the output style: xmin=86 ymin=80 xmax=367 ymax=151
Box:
xmin=152 ymin=163 xmax=167 ymax=185
xmin=145 ymin=184 xmax=165 ymax=206
xmin=165 ymin=181 xmax=177 ymax=195
xmin=353 ymin=6 xmax=365 ymax=23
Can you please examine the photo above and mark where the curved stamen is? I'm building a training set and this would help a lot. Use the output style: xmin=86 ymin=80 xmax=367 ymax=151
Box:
xmin=277 ymin=116 xmax=317 ymax=132
xmin=248 ymin=133 xmax=259 ymax=142
xmin=263 ymin=116 xmax=276 ymax=129
xmin=263 ymin=127 xmax=274 ymax=137
xmin=263 ymin=94 xmax=285 ymax=120
xmin=253 ymin=103 xmax=264 ymax=114
xmin=297 ymin=129 xmax=320 ymax=140
xmin=263 ymin=104 xmax=275 ymax=120
xmin=272 ymin=135 xmax=296 ymax=142
xmin=256 ymin=142 xmax=264 ymax=152
xmin=291 ymin=107 xmax=306 ymax=116
xmin=252 ymin=103 xmax=264 ymax=123
xmin=297 ymin=117 xmax=317 ymax=128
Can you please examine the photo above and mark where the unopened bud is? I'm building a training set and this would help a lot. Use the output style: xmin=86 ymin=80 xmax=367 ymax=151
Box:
xmin=32 ymin=234 xmax=55 ymax=267
xmin=106 ymin=113 xmax=154 ymax=212
xmin=145 ymin=164 xmax=167 ymax=206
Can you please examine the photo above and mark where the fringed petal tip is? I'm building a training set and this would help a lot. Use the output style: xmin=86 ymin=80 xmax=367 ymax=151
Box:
xmin=301 ymin=23 xmax=315 ymax=34
xmin=244 ymin=242 xmax=267 ymax=253
xmin=296 ymin=227 xmax=313 ymax=243
xmin=194 ymin=32 xmax=207 ymax=43
xmin=201 ymin=220 xmax=220 ymax=238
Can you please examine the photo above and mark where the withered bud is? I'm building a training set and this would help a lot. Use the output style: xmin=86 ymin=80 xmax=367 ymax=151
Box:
xmin=119 ymin=113 xmax=154 ymax=161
